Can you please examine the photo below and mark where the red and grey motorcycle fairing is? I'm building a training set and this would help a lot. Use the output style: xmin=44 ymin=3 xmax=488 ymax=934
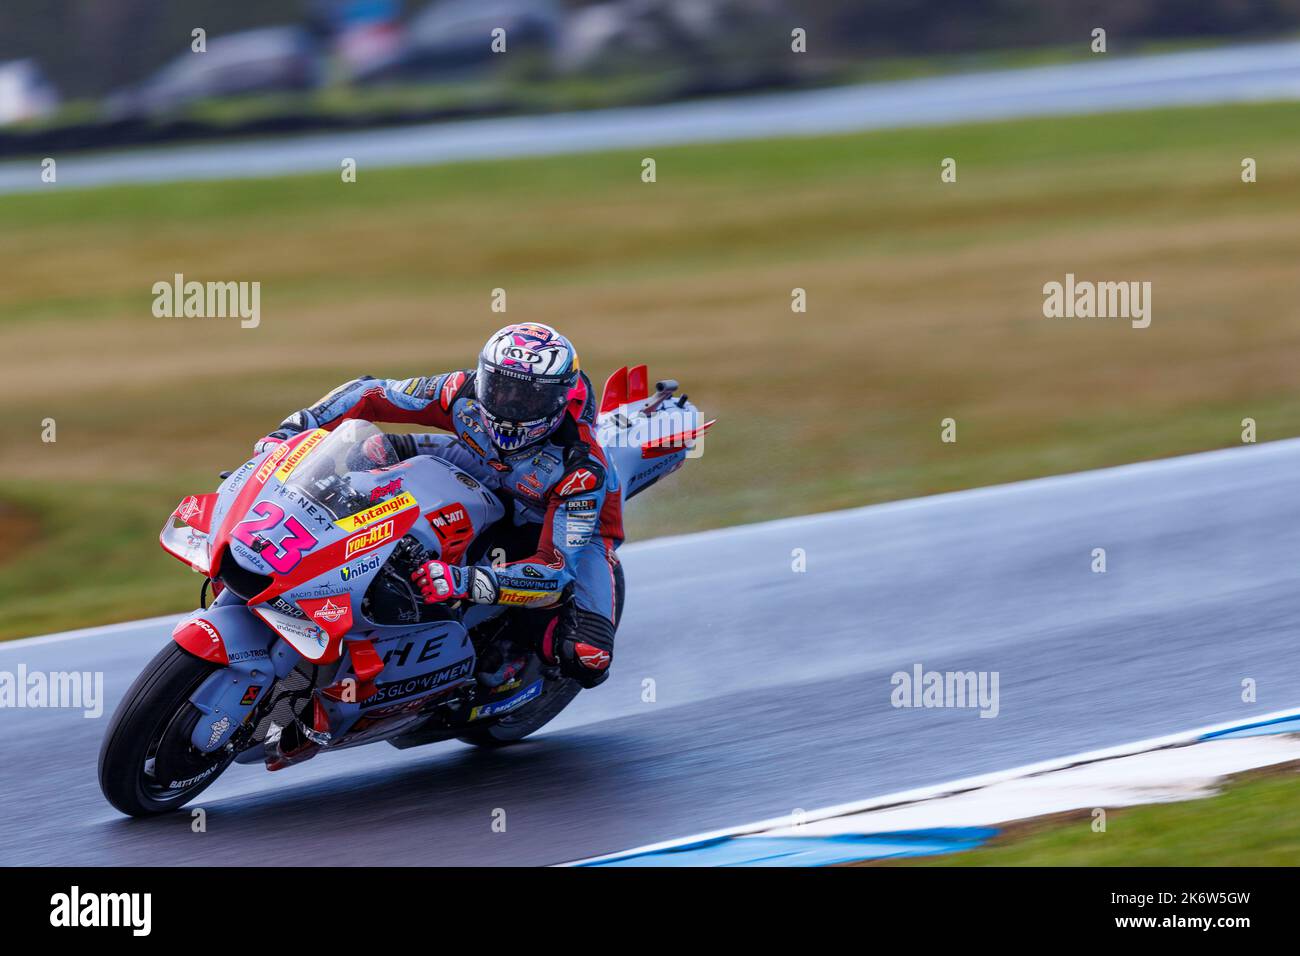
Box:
xmin=98 ymin=368 xmax=711 ymax=816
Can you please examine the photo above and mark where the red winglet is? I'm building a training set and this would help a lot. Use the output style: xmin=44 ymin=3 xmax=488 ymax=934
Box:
xmin=627 ymin=365 xmax=649 ymax=403
xmin=320 ymin=638 xmax=383 ymax=703
xmin=348 ymin=638 xmax=385 ymax=683
xmin=601 ymin=366 xmax=629 ymax=413
xmin=297 ymin=594 xmax=355 ymax=642
xmin=172 ymin=493 xmax=218 ymax=534
xmin=641 ymin=419 xmax=716 ymax=459
xmin=313 ymin=695 xmax=331 ymax=734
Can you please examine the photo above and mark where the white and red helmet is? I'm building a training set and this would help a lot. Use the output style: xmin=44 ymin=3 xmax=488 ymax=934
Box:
xmin=476 ymin=323 xmax=579 ymax=452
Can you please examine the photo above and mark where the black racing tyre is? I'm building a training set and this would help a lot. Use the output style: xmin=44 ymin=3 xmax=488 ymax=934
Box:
xmin=98 ymin=641 xmax=235 ymax=817
xmin=459 ymin=563 xmax=622 ymax=748
xmin=456 ymin=673 xmax=581 ymax=748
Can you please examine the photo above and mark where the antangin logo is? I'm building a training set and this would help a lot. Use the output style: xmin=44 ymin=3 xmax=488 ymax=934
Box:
xmin=498 ymin=588 xmax=551 ymax=606
xmin=335 ymin=492 xmax=417 ymax=531
xmin=274 ymin=429 xmax=328 ymax=480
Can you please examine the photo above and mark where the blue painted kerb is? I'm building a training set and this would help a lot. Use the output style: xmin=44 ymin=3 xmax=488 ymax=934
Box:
xmin=580 ymin=827 xmax=999 ymax=867
xmin=582 ymin=709 xmax=1300 ymax=867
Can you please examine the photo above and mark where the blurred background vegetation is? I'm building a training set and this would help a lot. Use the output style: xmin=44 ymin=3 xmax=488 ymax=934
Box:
xmin=2 ymin=100 xmax=1299 ymax=637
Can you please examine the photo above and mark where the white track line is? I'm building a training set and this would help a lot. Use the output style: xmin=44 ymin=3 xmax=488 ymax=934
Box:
xmin=629 ymin=437 xmax=1293 ymax=552
xmin=0 ymin=615 xmax=177 ymax=652
xmin=3 ymin=437 xmax=1290 ymax=649
xmin=565 ymin=705 xmax=1300 ymax=865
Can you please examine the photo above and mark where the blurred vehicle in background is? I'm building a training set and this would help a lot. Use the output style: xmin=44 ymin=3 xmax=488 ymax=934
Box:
xmin=356 ymin=0 xmax=563 ymax=84
xmin=104 ymin=27 xmax=323 ymax=120
xmin=315 ymin=0 xmax=407 ymax=83
xmin=0 ymin=59 xmax=59 ymax=125
xmin=3 ymin=0 xmax=1296 ymax=154
xmin=557 ymin=0 xmax=790 ymax=81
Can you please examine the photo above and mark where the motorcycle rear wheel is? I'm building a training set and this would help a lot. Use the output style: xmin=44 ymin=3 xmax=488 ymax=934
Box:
xmin=98 ymin=641 xmax=235 ymax=816
xmin=457 ymin=674 xmax=581 ymax=748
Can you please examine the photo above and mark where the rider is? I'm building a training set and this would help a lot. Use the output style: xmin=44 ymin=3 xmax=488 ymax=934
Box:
xmin=255 ymin=323 xmax=624 ymax=687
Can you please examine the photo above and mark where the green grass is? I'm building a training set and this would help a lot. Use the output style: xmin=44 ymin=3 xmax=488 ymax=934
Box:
xmin=1 ymin=100 xmax=1299 ymax=638
xmin=899 ymin=763 xmax=1300 ymax=865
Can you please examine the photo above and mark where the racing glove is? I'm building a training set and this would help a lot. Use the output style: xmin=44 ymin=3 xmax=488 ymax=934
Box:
xmin=361 ymin=432 xmax=417 ymax=465
xmin=253 ymin=429 xmax=296 ymax=455
xmin=253 ymin=413 xmax=307 ymax=455
xmin=254 ymin=404 xmax=338 ymax=456
xmin=412 ymin=560 xmax=499 ymax=605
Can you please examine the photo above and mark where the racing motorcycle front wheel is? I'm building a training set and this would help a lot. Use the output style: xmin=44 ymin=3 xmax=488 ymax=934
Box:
xmin=98 ymin=641 xmax=235 ymax=816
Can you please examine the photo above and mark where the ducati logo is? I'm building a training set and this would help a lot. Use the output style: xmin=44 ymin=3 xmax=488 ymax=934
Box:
xmin=185 ymin=618 xmax=221 ymax=644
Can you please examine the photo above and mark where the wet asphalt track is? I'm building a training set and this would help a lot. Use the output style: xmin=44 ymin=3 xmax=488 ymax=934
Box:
xmin=1 ymin=439 xmax=1297 ymax=866
xmin=2 ymin=40 xmax=1300 ymax=193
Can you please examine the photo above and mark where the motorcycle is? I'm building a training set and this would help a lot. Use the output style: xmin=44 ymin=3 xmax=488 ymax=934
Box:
xmin=98 ymin=366 xmax=712 ymax=816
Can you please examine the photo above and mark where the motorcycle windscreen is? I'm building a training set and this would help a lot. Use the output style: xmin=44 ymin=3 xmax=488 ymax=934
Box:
xmin=234 ymin=419 xmax=422 ymax=610
xmin=279 ymin=419 xmax=405 ymax=524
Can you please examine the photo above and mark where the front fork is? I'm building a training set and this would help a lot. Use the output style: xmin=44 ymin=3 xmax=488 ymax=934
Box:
xmin=176 ymin=602 xmax=309 ymax=755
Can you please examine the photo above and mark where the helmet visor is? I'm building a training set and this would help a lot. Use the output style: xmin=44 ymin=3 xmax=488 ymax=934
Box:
xmin=476 ymin=360 xmax=570 ymax=424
